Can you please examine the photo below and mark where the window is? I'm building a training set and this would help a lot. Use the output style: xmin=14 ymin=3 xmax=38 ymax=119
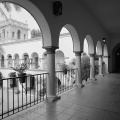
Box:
xmin=2 ymin=29 xmax=5 ymax=38
xmin=24 ymin=34 xmax=26 ymax=40
xmin=7 ymin=31 xmax=9 ymax=38
xmin=17 ymin=30 xmax=21 ymax=39
xmin=12 ymin=32 xmax=15 ymax=38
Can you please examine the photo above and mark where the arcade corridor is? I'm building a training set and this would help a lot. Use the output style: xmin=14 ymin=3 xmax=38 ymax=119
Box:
xmin=3 ymin=73 xmax=120 ymax=120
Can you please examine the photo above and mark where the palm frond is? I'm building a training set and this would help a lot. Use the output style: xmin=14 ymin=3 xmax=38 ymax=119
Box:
xmin=2 ymin=2 xmax=12 ymax=12
xmin=1 ymin=2 xmax=21 ymax=12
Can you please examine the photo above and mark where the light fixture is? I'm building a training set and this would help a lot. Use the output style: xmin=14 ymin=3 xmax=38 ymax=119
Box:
xmin=102 ymin=38 xmax=106 ymax=44
xmin=53 ymin=1 xmax=62 ymax=16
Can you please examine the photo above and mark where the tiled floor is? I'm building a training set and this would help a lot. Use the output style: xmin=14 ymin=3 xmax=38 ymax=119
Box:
xmin=3 ymin=73 xmax=120 ymax=120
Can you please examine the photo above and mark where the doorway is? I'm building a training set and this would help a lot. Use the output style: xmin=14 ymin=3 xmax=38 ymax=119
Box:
xmin=115 ymin=49 xmax=120 ymax=72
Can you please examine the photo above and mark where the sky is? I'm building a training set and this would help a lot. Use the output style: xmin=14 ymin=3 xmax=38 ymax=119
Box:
xmin=1 ymin=3 xmax=68 ymax=34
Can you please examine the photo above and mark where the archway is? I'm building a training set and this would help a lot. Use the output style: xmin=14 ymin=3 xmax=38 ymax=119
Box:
xmin=83 ymin=38 xmax=89 ymax=55
xmin=14 ymin=54 xmax=19 ymax=67
xmin=113 ymin=44 xmax=120 ymax=72
xmin=1 ymin=0 xmax=51 ymax=47
xmin=115 ymin=49 xmax=120 ymax=72
xmin=85 ymin=35 xmax=94 ymax=54
xmin=59 ymin=25 xmax=79 ymax=65
xmin=7 ymin=54 xmax=12 ymax=68
xmin=55 ymin=50 xmax=64 ymax=69
xmin=96 ymin=41 xmax=102 ymax=56
xmin=23 ymin=53 xmax=29 ymax=62
xmin=103 ymin=44 xmax=108 ymax=57
xmin=42 ymin=52 xmax=47 ymax=69
xmin=31 ymin=52 xmax=39 ymax=69
xmin=1 ymin=55 xmax=4 ymax=67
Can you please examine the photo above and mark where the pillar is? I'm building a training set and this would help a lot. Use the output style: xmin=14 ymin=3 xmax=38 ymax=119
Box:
xmin=75 ymin=51 xmax=84 ymax=87
xmin=4 ymin=59 xmax=8 ymax=68
xmin=12 ymin=59 xmax=15 ymax=67
xmin=45 ymin=47 xmax=61 ymax=102
xmin=98 ymin=55 xmax=103 ymax=76
xmin=103 ymin=56 xmax=109 ymax=74
xmin=29 ymin=58 xmax=32 ymax=69
xmin=89 ymin=54 xmax=95 ymax=80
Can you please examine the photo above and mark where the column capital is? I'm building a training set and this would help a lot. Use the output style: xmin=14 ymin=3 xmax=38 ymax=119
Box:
xmin=103 ymin=55 xmax=108 ymax=58
xmin=74 ymin=51 xmax=83 ymax=56
xmin=44 ymin=46 xmax=58 ymax=54
xmin=97 ymin=55 xmax=103 ymax=57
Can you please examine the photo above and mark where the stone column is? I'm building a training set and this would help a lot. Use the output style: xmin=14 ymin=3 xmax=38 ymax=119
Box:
xmin=103 ymin=56 xmax=109 ymax=74
xmin=45 ymin=47 xmax=61 ymax=102
xmin=89 ymin=54 xmax=95 ymax=80
xmin=75 ymin=51 xmax=84 ymax=87
xmin=98 ymin=55 xmax=103 ymax=76
xmin=4 ymin=59 xmax=8 ymax=68
xmin=12 ymin=59 xmax=15 ymax=68
xmin=29 ymin=58 xmax=32 ymax=69
xmin=20 ymin=59 xmax=24 ymax=64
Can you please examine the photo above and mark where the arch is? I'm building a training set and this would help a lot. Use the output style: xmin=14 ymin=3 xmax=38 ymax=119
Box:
xmin=42 ymin=52 xmax=47 ymax=69
xmin=55 ymin=50 xmax=64 ymax=69
xmin=13 ymin=54 xmax=19 ymax=67
xmin=62 ymin=24 xmax=81 ymax=52
xmin=1 ymin=0 xmax=51 ymax=47
xmin=22 ymin=53 xmax=29 ymax=63
xmin=31 ymin=52 xmax=39 ymax=58
xmin=1 ymin=55 xmax=5 ymax=67
xmin=83 ymin=38 xmax=88 ymax=55
xmin=2 ymin=29 xmax=5 ymax=38
xmin=96 ymin=41 xmax=102 ymax=55
xmin=103 ymin=44 xmax=108 ymax=56
xmin=31 ymin=52 xmax=39 ymax=69
xmin=112 ymin=43 xmax=120 ymax=72
xmin=85 ymin=35 xmax=94 ymax=54
xmin=17 ymin=30 xmax=21 ymax=39
xmin=7 ymin=54 xmax=12 ymax=68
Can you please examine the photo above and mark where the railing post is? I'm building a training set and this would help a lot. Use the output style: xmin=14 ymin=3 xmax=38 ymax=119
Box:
xmin=45 ymin=47 xmax=61 ymax=102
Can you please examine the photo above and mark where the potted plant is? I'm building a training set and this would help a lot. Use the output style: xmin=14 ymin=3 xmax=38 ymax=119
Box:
xmin=59 ymin=62 xmax=69 ymax=74
xmin=11 ymin=63 xmax=29 ymax=83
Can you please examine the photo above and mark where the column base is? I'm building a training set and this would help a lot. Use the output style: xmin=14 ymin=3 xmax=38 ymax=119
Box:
xmin=76 ymin=83 xmax=85 ymax=88
xmin=47 ymin=96 xmax=61 ymax=102
xmin=90 ymin=78 xmax=96 ymax=81
xmin=97 ymin=74 xmax=104 ymax=77
xmin=105 ymin=72 xmax=109 ymax=74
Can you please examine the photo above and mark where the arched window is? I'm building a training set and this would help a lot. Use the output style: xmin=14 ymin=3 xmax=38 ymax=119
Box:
xmin=1 ymin=55 xmax=4 ymax=67
xmin=24 ymin=34 xmax=26 ymax=40
xmin=17 ymin=30 xmax=21 ymax=39
xmin=7 ymin=31 xmax=9 ymax=38
xmin=2 ymin=29 xmax=5 ymax=38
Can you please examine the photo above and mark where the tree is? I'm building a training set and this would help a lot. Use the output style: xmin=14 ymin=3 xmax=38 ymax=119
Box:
xmin=31 ymin=29 xmax=41 ymax=38
xmin=1 ymin=2 xmax=21 ymax=12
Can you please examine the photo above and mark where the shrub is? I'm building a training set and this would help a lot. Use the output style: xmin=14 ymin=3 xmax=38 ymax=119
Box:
xmin=81 ymin=54 xmax=90 ymax=81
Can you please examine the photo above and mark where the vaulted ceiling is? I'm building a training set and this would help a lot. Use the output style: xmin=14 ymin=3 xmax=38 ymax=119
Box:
xmin=80 ymin=0 xmax=120 ymax=35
